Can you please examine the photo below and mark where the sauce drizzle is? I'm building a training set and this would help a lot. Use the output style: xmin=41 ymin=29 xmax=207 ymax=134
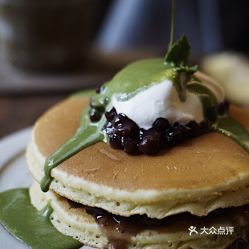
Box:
xmin=40 ymin=59 xmax=249 ymax=193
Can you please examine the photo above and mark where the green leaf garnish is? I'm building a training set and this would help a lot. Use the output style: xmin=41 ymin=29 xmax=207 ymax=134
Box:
xmin=164 ymin=0 xmax=197 ymax=72
xmin=165 ymin=35 xmax=191 ymax=66
xmin=163 ymin=0 xmax=198 ymax=102
xmin=175 ymin=64 xmax=199 ymax=74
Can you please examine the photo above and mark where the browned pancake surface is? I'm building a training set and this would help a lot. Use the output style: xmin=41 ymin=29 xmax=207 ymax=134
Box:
xmin=34 ymin=97 xmax=249 ymax=191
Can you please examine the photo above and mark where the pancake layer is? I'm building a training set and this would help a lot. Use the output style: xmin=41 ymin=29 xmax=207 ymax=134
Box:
xmin=30 ymin=182 xmax=249 ymax=249
xmin=26 ymin=96 xmax=249 ymax=218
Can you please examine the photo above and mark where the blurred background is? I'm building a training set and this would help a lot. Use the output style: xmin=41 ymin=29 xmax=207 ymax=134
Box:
xmin=0 ymin=0 xmax=249 ymax=138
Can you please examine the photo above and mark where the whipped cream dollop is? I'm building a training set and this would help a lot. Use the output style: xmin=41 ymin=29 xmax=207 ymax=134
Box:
xmin=111 ymin=72 xmax=225 ymax=130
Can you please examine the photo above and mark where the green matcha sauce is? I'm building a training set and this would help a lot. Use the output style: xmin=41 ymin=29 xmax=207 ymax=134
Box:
xmin=0 ymin=188 xmax=82 ymax=249
xmin=40 ymin=58 xmax=249 ymax=192
xmin=213 ymin=115 xmax=249 ymax=152
xmin=41 ymin=58 xmax=178 ymax=192
xmin=41 ymin=124 xmax=104 ymax=192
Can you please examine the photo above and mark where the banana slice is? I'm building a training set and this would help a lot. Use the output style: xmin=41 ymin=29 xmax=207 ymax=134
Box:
xmin=202 ymin=53 xmax=249 ymax=106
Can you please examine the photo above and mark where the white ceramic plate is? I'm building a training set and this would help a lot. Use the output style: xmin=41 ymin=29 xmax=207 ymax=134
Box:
xmin=0 ymin=128 xmax=90 ymax=249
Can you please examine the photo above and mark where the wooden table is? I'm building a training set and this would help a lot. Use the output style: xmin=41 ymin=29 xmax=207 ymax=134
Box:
xmin=0 ymin=53 xmax=122 ymax=138
xmin=0 ymin=95 xmax=66 ymax=138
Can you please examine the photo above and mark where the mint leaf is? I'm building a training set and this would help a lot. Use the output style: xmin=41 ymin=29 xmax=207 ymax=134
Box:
xmin=175 ymin=64 xmax=198 ymax=74
xmin=165 ymin=35 xmax=191 ymax=66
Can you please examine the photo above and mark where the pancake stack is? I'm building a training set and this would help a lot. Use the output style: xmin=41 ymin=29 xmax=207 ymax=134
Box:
xmin=26 ymin=96 xmax=249 ymax=249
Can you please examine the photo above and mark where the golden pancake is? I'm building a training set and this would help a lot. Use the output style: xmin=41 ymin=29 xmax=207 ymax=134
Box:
xmin=30 ymin=182 xmax=249 ymax=249
xmin=26 ymin=96 xmax=249 ymax=218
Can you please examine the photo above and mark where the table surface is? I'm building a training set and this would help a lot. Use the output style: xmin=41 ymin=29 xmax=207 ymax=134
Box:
xmin=0 ymin=53 xmax=122 ymax=139
xmin=0 ymin=95 xmax=66 ymax=138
